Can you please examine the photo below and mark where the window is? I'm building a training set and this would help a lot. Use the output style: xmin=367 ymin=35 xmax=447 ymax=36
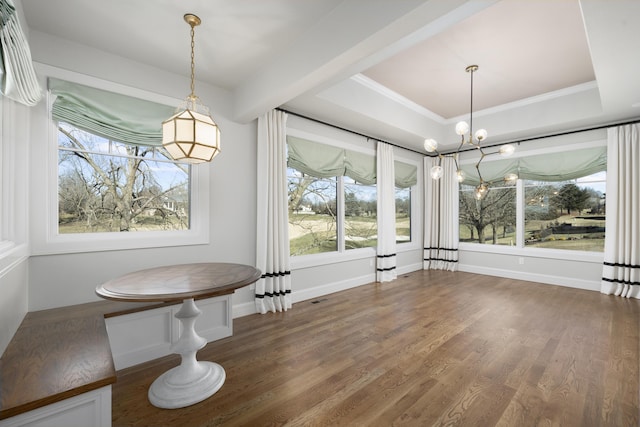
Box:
xmin=287 ymin=170 xmax=378 ymax=256
xmin=286 ymin=134 xmax=418 ymax=257
xmin=344 ymin=176 xmax=377 ymax=249
xmin=394 ymin=160 xmax=416 ymax=244
xmin=58 ymin=122 xmax=190 ymax=234
xmin=460 ymin=183 xmax=517 ymax=245
xmin=30 ymin=73 xmax=209 ymax=255
xmin=395 ymin=186 xmax=411 ymax=243
xmin=524 ymin=172 xmax=605 ymax=251
xmin=288 ymin=169 xmax=338 ymax=255
xmin=458 ymin=144 xmax=606 ymax=252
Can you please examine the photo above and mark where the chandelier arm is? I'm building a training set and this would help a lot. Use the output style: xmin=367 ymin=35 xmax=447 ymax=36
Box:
xmin=475 ymin=151 xmax=486 ymax=184
xmin=456 ymin=135 xmax=465 ymax=152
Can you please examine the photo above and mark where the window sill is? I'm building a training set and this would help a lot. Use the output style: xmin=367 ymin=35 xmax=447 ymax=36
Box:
xmin=290 ymin=241 xmax=420 ymax=270
xmin=30 ymin=230 xmax=209 ymax=256
xmin=459 ymin=242 xmax=604 ymax=263
xmin=291 ymin=247 xmax=376 ymax=270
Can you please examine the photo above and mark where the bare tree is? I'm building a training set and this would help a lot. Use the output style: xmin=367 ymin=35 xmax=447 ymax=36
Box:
xmin=460 ymin=186 xmax=516 ymax=244
xmin=58 ymin=126 xmax=188 ymax=232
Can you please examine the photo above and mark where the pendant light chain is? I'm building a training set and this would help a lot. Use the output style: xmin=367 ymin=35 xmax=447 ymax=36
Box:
xmin=189 ymin=22 xmax=196 ymax=100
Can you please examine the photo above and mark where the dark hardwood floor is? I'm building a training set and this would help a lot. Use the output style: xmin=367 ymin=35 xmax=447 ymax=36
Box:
xmin=112 ymin=270 xmax=639 ymax=426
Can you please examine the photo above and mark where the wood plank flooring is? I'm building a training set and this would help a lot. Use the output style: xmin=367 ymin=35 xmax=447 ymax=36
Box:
xmin=112 ymin=270 xmax=640 ymax=426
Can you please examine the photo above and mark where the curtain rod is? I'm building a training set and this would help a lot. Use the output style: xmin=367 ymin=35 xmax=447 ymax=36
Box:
xmin=276 ymin=108 xmax=425 ymax=155
xmin=278 ymin=107 xmax=640 ymax=157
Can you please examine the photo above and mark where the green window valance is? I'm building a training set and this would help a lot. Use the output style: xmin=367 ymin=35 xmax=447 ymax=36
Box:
xmin=287 ymin=135 xmax=417 ymax=188
xmin=49 ymin=78 xmax=176 ymax=147
xmin=459 ymin=145 xmax=607 ymax=185
xmin=394 ymin=160 xmax=418 ymax=188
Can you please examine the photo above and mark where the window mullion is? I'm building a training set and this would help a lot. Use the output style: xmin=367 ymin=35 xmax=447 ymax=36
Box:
xmin=337 ymin=176 xmax=345 ymax=252
xmin=516 ymin=179 xmax=524 ymax=248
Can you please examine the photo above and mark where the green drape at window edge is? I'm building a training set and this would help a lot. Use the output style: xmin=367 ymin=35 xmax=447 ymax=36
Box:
xmin=459 ymin=146 xmax=607 ymax=186
xmin=49 ymin=78 xmax=176 ymax=147
xmin=287 ymin=135 xmax=417 ymax=188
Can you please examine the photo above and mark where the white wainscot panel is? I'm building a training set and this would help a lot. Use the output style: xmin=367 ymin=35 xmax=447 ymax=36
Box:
xmin=106 ymin=295 xmax=231 ymax=370
xmin=175 ymin=295 xmax=232 ymax=343
xmin=0 ymin=386 xmax=111 ymax=427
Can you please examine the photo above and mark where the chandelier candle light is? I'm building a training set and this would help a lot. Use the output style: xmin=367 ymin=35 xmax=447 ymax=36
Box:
xmin=162 ymin=13 xmax=221 ymax=164
xmin=424 ymin=65 xmax=516 ymax=200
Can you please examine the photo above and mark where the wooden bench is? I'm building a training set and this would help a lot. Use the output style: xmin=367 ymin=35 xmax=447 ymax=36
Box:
xmin=0 ymin=300 xmax=175 ymax=423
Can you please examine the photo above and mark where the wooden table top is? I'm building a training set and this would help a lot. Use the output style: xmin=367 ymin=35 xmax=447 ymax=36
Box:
xmin=95 ymin=262 xmax=262 ymax=303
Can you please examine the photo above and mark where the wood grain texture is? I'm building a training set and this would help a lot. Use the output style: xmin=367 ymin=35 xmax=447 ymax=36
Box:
xmin=0 ymin=299 xmax=179 ymax=419
xmin=96 ymin=263 xmax=262 ymax=302
xmin=108 ymin=270 xmax=639 ymax=426
xmin=0 ymin=312 xmax=115 ymax=419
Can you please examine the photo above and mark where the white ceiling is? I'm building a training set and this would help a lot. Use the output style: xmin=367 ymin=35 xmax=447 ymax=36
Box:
xmin=19 ymin=0 xmax=640 ymax=153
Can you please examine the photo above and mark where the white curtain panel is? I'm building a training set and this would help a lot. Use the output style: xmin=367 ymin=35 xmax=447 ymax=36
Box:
xmin=255 ymin=110 xmax=292 ymax=313
xmin=376 ymin=141 xmax=397 ymax=282
xmin=601 ymin=124 xmax=640 ymax=298
xmin=424 ymin=156 xmax=459 ymax=271
xmin=0 ymin=0 xmax=42 ymax=106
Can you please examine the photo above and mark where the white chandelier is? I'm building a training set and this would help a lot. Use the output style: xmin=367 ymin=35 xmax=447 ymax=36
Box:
xmin=424 ymin=65 xmax=516 ymax=200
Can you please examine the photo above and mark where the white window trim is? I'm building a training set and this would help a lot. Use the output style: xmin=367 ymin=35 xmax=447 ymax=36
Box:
xmin=30 ymin=65 xmax=210 ymax=255
xmin=0 ymin=95 xmax=30 ymax=272
xmin=457 ymin=138 xmax=607 ymax=261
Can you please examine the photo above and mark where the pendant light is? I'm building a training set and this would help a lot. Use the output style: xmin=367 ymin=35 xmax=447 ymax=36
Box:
xmin=424 ymin=65 xmax=516 ymax=200
xmin=162 ymin=14 xmax=221 ymax=164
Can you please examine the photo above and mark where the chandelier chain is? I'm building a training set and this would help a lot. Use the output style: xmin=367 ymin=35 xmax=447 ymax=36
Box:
xmin=469 ymin=68 xmax=474 ymax=141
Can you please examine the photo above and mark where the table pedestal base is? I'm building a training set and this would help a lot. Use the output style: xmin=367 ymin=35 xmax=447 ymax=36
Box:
xmin=148 ymin=361 xmax=225 ymax=409
xmin=147 ymin=297 xmax=226 ymax=409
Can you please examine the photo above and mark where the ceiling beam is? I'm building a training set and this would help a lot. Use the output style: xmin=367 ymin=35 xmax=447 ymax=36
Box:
xmin=232 ymin=0 xmax=497 ymax=123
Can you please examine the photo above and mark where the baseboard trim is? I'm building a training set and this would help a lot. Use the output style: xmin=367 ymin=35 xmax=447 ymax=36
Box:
xmin=293 ymin=273 xmax=377 ymax=304
xmin=232 ymin=301 xmax=257 ymax=319
xmin=232 ymin=263 xmax=423 ymax=318
xmin=458 ymin=264 xmax=600 ymax=292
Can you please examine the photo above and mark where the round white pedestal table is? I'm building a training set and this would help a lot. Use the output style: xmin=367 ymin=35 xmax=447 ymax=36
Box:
xmin=95 ymin=262 xmax=261 ymax=409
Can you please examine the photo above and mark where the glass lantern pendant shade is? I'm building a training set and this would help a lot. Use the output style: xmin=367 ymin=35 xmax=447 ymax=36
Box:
xmin=162 ymin=107 xmax=221 ymax=163
xmin=162 ymin=13 xmax=221 ymax=164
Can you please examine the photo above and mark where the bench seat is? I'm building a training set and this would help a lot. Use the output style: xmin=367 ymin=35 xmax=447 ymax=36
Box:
xmin=0 ymin=300 xmax=173 ymax=420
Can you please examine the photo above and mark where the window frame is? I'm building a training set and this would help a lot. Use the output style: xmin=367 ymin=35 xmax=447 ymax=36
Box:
xmin=30 ymin=65 xmax=210 ymax=255
xmin=457 ymin=139 xmax=606 ymax=262
xmin=0 ymin=96 xmax=29 ymax=269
